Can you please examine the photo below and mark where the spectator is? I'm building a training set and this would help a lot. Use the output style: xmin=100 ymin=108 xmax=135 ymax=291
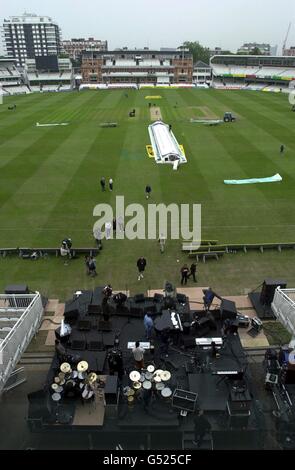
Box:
xmin=158 ymin=233 xmax=166 ymax=254
xmin=105 ymin=222 xmax=112 ymax=240
xmin=109 ymin=178 xmax=113 ymax=191
xmin=132 ymin=341 xmax=145 ymax=369
xmin=117 ymin=215 xmax=124 ymax=232
xmin=144 ymin=313 xmax=154 ymax=340
xmin=181 ymin=264 xmax=190 ymax=285
xmin=100 ymin=177 xmax=106 ymax=191
xmin=88 ymin=256 xmax=97 ymax=277
xmin=145 ymin=185 xmax=152 ymax=199
xmin=93 ymin=225 xmax=102 ymax=250
xmin=137 ymin=256 xmax=147 ymax=280
xmin=188 ymin=262 xmax=197 ymax=283
xmin=85 ymin=255 xmax=90 ymax=275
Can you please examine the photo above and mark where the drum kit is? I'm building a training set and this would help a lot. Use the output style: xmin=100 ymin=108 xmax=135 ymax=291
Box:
xmin=51 ymin=360 xmax=96 ymax=402
xmin=128 ymin=365 xmax=173 ymax=401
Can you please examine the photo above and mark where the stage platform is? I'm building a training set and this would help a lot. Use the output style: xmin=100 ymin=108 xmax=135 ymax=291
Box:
xmin=188 ymin=374 xmax=228 ymax=411
xmin=26 ymin=286 xmax=275 ymax=449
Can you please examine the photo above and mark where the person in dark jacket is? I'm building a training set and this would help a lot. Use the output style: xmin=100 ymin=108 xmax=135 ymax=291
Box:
xmin=145 ymin=185 xmax=152 ymax=199
xmin=193 ymin=410 xmax=211 ymax=447
xmin=137 ymin=256 xmax=147 ymax=280
xmin=100 ymin=177 xmax=106 ymax=191
xmin=188 ymin=262 xmax=197 ymax=282
xmin=181 ymin=264 xmax=190 ymax=285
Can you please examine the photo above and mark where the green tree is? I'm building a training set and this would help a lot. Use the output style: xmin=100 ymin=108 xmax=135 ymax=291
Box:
xmin=179 ymin=41 xmax=210 ymax=65
xmin=251 ymin=47 xmax=262 ymax=55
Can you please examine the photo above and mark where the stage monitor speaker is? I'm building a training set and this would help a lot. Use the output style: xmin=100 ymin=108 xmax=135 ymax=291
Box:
xmin=134 ymin=293 xmax=145 ymax=303
xmin=71 ymin=339 xmax=86 ymax=350
xmin=154 ymin=293 xmax=164 ymax=303
xmin=260 ymin=279 xmax=287 ymax=306
xmin=176 ymin=293 xmax=187 ymax=304
xmin=220 ymin=299 xmax=237 ymax=320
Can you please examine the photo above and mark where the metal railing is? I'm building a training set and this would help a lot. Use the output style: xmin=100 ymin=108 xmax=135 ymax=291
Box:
xmin=0 ymin=292 xmax=44 ymax=394
xmin=272 ymin=288 xmax=295 ymax=335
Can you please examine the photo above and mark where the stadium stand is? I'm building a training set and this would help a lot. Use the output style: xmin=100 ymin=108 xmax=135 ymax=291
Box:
xmin=211 ymin=55 xmax=295 ymax=91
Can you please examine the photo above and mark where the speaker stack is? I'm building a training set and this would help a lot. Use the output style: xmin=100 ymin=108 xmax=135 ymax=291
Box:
xmin=260 ymin=279 xmax=287 ymax=306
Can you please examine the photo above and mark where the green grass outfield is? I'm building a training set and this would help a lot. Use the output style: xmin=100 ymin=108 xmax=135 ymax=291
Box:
xmin=0 ymin=88 xmax=295 ymax=299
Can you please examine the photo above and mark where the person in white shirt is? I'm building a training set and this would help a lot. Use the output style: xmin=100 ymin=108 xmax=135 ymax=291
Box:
xmin=158 ymin=233 xmax=166 ymax=254
xmin=105 ymin=222 xmax=112 ymax=240
xmin=109 ymin=178 xmax=113 ymax=191
xmin=132 ymin=341 xmax=145 ymax=369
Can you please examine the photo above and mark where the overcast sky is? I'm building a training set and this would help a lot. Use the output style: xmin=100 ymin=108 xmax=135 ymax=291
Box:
xmin=2 ymin=0 xmax=295 ymax=53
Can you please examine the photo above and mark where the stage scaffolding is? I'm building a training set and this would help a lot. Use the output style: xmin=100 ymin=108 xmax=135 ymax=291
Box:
xmin=0 ymin=292 xmax=44 ymax=394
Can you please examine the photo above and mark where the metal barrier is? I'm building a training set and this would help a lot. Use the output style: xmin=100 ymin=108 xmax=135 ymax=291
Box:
xmin=272 ymin=288 xmax=295 ymax=335
xmin=0 ymin=293 xmax=44 ymax=394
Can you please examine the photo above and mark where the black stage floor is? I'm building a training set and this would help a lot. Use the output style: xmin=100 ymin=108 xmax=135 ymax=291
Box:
xmin=26 ymin=288 xmax=283 ymax=449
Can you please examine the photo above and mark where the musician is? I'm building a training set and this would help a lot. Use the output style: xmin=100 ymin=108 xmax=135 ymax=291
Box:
xmin=203 ymin=287 xmax=222 ymax=312
xmin=193 ymin=410 xmax=211 ymax=448
xmin=142 ymin=387 xmax=152 ymax=413
xmin=132 ymin=341 xmax=145 ymax=369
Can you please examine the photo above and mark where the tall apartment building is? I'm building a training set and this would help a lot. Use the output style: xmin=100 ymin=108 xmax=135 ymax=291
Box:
xmin=1 ymin=13 xmax=61 ymax=67
xmin=61 ymin=38 xmax=108 ymax=60
xmin=81 ymin=48 xmax=193 ymax=85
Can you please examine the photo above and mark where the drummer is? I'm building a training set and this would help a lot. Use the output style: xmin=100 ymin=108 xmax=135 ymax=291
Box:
xmin=142 ymin=387 xmax=152 ymax=413
xmin=132 ymin=341 xmax=145 ymax=369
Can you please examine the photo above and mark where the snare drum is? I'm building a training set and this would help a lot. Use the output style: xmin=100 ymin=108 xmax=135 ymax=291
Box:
xmin=145 ymin=372 xmax=153 ymax=381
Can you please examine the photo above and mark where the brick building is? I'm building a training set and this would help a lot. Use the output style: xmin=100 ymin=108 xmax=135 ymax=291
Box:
xmin=61 ymin=37 xmax=108 ymax=60
xmin=81 ymin=48 xmax=193 ymax=85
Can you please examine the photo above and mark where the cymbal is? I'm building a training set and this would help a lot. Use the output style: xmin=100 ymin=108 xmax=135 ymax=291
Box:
xmin=60 ymin=362 xmax=71 ymax=373
xmin=133 ymin=381 xmax=142 ymax=390
xmin=127 ymin=388 xmax=135 ymax=396
xmin=54 ymin=377 xmax=61 ymax=384
xmin=77 ymin=361 xmax=89 ymax=372
xmin=147 ymin=365 xmax=155 ymax=373
xmin=129 ymin=370 xmax=141 ymax=382
xmin=154 ymin=375 xmax=162 ymax=383
xmin=58 ymin=372 xmax=65 ymax=380
xmin=160 ymin=371 xmax=171 ymax=382
xmin=88 ymin=372 xmax=98 ymax=384
xmin=51 ymin=383 xmax=59 ymax=391
xmin=154 ymin=369 xmax=163 ymax=376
